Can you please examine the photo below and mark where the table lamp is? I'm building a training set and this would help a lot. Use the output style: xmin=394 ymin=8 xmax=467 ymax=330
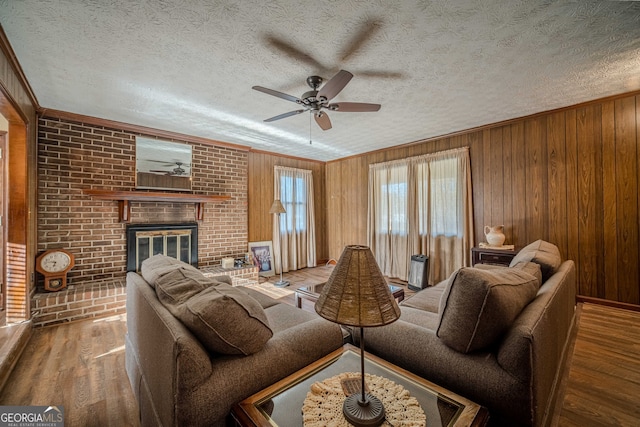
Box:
xmin=315 ymin=245 xmax=401 ymax=426
xmin=269 ymin=199 xmax=289 ymax=287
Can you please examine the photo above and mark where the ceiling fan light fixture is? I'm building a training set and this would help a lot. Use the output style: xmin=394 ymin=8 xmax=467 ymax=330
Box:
xmin=253 ymin=69 xmax=380 ymax=131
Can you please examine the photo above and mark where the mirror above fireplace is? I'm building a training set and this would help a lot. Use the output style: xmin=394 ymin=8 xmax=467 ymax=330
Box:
xmin=136 ymin=137 xmax=192 ymax=191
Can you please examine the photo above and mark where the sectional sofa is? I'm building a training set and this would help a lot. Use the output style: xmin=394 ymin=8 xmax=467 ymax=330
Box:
xmin=126 ymin=240 xmax=575 ymax=426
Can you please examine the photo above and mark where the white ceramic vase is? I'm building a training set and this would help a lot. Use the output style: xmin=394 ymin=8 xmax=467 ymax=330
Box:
xmin=484 ymin=225 xmax=506 ymax=247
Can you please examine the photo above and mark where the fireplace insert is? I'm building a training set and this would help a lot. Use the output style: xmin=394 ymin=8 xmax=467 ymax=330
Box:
xmin=126 ymin=223 xmax=198 ymax=272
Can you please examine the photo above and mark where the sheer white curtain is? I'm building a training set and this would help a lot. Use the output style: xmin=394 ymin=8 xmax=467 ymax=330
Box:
xmin=273 ymin=166 xmax=316 ymax=274
xmin=368 ymin=159 xmax=411 ymax=280
xmin=411 ymin=148 xmax=474 ymax=284
xmin=368 ymin=147 xmax=474 ymax=283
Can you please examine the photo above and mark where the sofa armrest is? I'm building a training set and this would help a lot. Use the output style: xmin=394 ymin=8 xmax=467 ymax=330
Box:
xmin=497 ymin=260 xmax=576 ymax=426
xmin=126 ymin=272 xmax=213 ymax=426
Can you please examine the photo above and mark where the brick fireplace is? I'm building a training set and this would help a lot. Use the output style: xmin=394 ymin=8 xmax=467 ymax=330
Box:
xmin=33 ymin=116 xmax=249 ymax=326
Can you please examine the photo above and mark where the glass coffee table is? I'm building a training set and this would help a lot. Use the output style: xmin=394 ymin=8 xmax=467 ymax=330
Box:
xmin=295 ymin=282 xmax=405 ymax=309
xmin=231 ymin=344 xmax=488 ymax=426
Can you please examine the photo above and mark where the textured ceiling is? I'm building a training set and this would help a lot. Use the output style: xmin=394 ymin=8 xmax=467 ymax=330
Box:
xmin=1 ymin=1 xmax=640 ymax=161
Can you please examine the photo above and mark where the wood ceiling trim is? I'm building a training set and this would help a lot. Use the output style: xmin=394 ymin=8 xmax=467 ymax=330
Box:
xmin=248 ymin=147 xmax=326 ymax=164
xmin=38 ymin=108 xmax=252 ymax=152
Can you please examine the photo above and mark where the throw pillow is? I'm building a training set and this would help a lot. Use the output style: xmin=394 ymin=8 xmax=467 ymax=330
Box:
xmin=509 ymin=239 xmax=562 ymax=281
xmin=155 ymin=267 xmax=220 ymax=307
xmin=140 ymin=254 xmax=202 ymax=288
xmin=436 ymin=267 xmax=539 ymax=353
xmin=173 ymin=285 xmax=273 ymax=355
xmin=154 ymin=269 xmax=273 ymax=355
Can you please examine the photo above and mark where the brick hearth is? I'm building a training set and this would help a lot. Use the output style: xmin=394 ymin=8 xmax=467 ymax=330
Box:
xmin=201 ymin=264 xmax=259 ymax=287
xmin=31 ymin=265 xmax=259 ymax=327
xmin=31 ymin=278 xmax=127 ymax=327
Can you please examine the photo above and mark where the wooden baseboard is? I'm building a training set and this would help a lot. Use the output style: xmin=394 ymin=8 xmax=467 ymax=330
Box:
xmin=576 ymin=295 xmax=640 ymax=312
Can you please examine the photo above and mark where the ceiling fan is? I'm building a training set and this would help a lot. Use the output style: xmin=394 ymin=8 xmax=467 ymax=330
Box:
xmin=252 ymin=70 xmax=381 ymax=131
xmin=149 ymin=161 xmax=189 ymax=176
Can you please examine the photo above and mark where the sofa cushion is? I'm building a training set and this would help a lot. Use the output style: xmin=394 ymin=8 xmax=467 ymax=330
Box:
xmin=509 ymin=239 xmax=561 ymax=281
xmin=141 ymin=254 xmax=203 ymax=288
xmin=436 ymin=267 xmax=539 ymax=353
xmin=400 ymin=280 xmax=447 ymax=313
xmin=155 ymin=268 xmax=273 ymax=355
xmin=474 ymin=261 xmax=542 ymax=288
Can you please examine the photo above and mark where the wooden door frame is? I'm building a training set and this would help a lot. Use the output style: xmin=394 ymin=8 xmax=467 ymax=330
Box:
xmin=0 ymin=88 xmax=30 ymax=323
xmin=0 ymin=132 xmax=5 ymax=326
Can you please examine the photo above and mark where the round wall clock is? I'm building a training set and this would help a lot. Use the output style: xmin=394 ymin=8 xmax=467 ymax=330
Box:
xmin=36 ymin=249 xmax=75 ymax=292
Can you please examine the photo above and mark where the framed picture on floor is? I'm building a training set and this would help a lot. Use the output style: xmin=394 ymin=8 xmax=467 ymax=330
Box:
xmin=248 ymin=241 xmax=275 ymax=277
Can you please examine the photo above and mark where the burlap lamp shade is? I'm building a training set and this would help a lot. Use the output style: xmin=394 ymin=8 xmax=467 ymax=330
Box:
xmin=315 ymin=245 xmax=400 ymax=327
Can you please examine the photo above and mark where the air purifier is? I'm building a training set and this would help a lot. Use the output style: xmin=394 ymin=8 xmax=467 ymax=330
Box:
xmin=408 ymin=254 xmax=430 ymax=291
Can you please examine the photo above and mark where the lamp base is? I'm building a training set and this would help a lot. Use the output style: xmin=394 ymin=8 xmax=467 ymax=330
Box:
xmin=343 ymin=393 xmax=385 ymax=427
xmin=273 ymin=280 xmax=290 ymax=288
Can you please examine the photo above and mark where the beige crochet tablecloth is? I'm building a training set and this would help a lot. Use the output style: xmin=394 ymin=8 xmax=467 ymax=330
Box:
xmin=302 ymin=372 xmax=426 ymax=427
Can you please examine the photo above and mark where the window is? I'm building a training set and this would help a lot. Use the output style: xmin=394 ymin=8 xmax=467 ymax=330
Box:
xmin=280 ymin=175 xmax=307 ymax=233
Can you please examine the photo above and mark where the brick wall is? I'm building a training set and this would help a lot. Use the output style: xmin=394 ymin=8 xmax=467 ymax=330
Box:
xmin=37 ymin=117 xmax=248 ymax=287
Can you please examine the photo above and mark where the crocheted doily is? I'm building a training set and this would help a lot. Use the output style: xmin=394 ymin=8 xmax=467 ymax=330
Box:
xmin=302 ymin=372 xmax=426 ymax=427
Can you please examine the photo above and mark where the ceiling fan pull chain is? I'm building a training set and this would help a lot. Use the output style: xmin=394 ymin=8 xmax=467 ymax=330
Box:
xmin=309 ymin=112 xmax=312 ymax=145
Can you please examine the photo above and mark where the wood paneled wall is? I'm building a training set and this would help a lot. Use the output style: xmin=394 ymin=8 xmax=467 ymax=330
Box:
xmin=247 ymin=151 xmax=328 ymax=262
xmin=326 ymin=93 xmax=640 ymax=304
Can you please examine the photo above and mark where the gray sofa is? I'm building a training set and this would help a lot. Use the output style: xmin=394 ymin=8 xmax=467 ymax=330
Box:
xmin=125 ymin=255 xmax=344 ymax=427
xmin=360 ymin=240 xmax=576 ymax=426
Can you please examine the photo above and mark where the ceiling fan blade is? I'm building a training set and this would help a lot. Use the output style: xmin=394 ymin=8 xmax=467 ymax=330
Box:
xmin=339 ymin=18 xmax=383 ymax=62
xmin=147 ymin=160 xmax=191 ymax=166
xmin=264 ymin=34 xmax=328 ymax=72
xmin=329 ymin=102 xmax=381 ymax=112
xmin=264 ymin=109 xmax=305 ymax=122
xmin=252 ymin=86 xmax=301 ymax=104
xmin=314 ymin=111 xmax=332 ymax=130
xmin=317 ymin=70 xmax=353 ymax=101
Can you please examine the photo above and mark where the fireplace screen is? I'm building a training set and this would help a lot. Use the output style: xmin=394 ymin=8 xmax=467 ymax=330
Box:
xmin=126 ymin=223 xmax=198 ymax=272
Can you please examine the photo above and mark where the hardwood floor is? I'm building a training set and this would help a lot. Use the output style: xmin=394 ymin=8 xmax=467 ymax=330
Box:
xmin=555 ymin=303 xmax=640 ymax=426
xmin=1 ymin=267 xmax=638 ymax=426
xmin=0 ymin=313 xmax=138 ymax=427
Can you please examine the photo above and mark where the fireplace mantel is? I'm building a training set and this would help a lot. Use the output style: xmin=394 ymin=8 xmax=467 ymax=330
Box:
xmin=83 ymin=189 xmax=231 ymax=222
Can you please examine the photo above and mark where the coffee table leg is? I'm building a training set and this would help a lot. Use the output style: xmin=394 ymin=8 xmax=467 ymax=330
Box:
xmin=295 ymin=293 xmax=302 ymax=309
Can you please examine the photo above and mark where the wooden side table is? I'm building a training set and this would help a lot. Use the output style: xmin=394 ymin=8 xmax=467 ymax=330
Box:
xmin=471 ymin=247 xmax=518 ymax=267
xmin=231 ymin=344 xmax=489 ymax=427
